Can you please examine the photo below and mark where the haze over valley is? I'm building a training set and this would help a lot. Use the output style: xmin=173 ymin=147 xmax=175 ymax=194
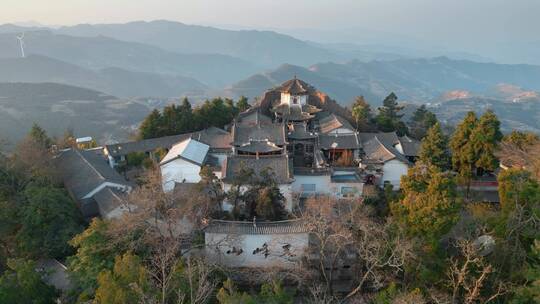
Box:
xmin=1 ymin=14 xmax=540 ymax=144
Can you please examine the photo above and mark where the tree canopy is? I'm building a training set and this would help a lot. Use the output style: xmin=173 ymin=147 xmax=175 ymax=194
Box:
xmin=0 ymin=259 xmax=58 ymax=304
xmin=409 ymin=105 xmax=438 ymax=139
xmin=392 ymin=164 xmax=461 ymax=240
xmin=351 ymin=96 xmax=373 ymax=131
xmin=375 ymin=92 xmax=408 ymax=136
xmin=418 ymin=122 xmax=451 ymax=171
xmin=139 ymin=97 xmax=247 ymax=139
xmin=450 ymin=111 xmax=479 ymax=190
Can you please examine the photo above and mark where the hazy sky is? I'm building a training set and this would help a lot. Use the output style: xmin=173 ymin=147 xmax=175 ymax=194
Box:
xmin=2 ymin=0 xmax=539 ymax=47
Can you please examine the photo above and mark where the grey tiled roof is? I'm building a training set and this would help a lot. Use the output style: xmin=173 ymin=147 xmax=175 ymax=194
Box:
xmin=271 ymin=104 xmax=315 ymax=121
xmin=237 ymin=140 xmax=283 ymax=153
xmin=36 ymin=259 xmax=72 ymax=292
xmin=105 ymin=127 xmax=231 ymax=158
xmin=319 ymin=134 xmax=360 ymax=150
xmin=94 ymin=187 xmax=128 ymax=217
xmin=204 ymin=219 xmax=309 ymax=234
xmin=398 ymin=135 xmax=421 ymax=157
xmin=358 ymin=132 xmax=400 ymax=147
xmin=105 ymin=134 xmax=192 ymax=157
xmin=278 ymin=78 xmax=312 ymax=95
xmin=319 ymin=113 xmax=354 ymax=134
xmin=237 ymin=107 xmax=273 ymax=126
xmin=222 ymin=155 xmax=294 ymax=184
xmin=362 ymin=136 xmax=409 ymax=164
xmin=57 ymin=149 xmax=130 ymax=200
xmin=232 ymin=123 xmax=287 ymax=146
xmin=287 ymin=123 xmax=317 ymax=140
xmin=358 ymin=132 xmax=419 ymax=160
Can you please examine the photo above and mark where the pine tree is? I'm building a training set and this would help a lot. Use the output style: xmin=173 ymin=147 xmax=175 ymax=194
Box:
xmin=28 ymin=123 xmax=52 ymax=148
xmin=409 ymin=105 xmax=438 ymax=139
xmin=236 ymin=96 xmax=251 ymax=113
xmin=449 ymin=111 xmax=478 ymax=191
xmin=139 ymin=109 xmax=163 ymax=139
xmin=178 ymin=97 xmax=195 ymax=133
xmin=418 ymin=122 xmax=450 ymax=170
xmin=375 ymin=92 xmax=407 ymax=135
xmin=0 ymin=259 xmax=58 ymax=304
xmin=391 ymin=164 xmax=461 ymax=240
xmin=471 ymin=110 xmax=503 ymax=173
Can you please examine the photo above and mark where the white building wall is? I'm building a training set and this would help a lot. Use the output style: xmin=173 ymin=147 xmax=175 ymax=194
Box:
xmin=292 ymin=174 xmax=363 ymax=199
xmin=280 ymin=93 xmax=307 ymax=106
xmin=292 ymin=175 xmax=334 ymax=196
xmin=381 ymin=159 xmax=409 ymax=190
xmin=394 ymin=142 xmax=404 ymax=154
xmin=205 ymin=232 xmax=309 ymax=268
xmin=279 ymin=184 xmax=293 ymax=210
xmin=161 ymin=159 xmax=202 ymax=192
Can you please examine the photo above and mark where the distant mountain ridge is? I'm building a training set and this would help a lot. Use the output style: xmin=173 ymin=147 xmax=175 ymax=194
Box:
xmin=226 ymin=57 xmax=540 ymax=105
xmin=0 ymin=83 xmax=152 ymax=147
xmin=0 ymin=55 xmax=207 ymax=98
xmin=54 ymin=20 xmax=337 ymax=68
xmin=430 ymin=97 xmax=540 ymax=133
xmin=0 ymin=29 xmax=257 ymax=86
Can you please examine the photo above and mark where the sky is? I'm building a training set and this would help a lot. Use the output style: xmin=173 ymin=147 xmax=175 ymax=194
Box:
xmin=2 ymin=0 xmax=539 ymax=51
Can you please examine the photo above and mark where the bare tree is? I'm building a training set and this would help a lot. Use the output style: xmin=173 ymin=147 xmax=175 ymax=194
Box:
xmin=301 ymin=196 xmax=355 ymax=295
xmin=185 ymin=257 xmax=216 ymax=304
xmin=498 ymin=140 xmax=540 ymax=181
xmin=344 ymin=215 xmax=414 ymax=301
xmin=447 ymin=239 xmax=507 ymax=304
xmin=308 ymin=284 xmax=338 ymax=304
xmin=107 ymin=168 xmax=218 ymax=304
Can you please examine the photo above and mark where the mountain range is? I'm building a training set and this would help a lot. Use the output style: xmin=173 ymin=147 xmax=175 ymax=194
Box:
xmin=0 ymin=83 xmax=152 ymax=148
xmin=0 ymin=20 xmax=539 ymax=142
xmin=225 ymin=58 xmax=540 ymax=105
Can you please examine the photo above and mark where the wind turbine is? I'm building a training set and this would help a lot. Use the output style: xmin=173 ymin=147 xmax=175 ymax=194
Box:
xmin=16 ymin=33 xmax=25 ymax=58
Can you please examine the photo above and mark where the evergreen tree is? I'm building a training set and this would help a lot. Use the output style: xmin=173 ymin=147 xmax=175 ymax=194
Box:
xmin=471 ymin=110 xmax=503 ymax=173
xmin=391 ymin=164 xmax=461 ymax=240
xmin=502 ymin=130 xmax=539 ymax=149
xmin=0 ymin=259 xmax=58 ymax=304
xmin=67 ymin=219 xmax=119 ymax=298
xmin=178 ymin=97 xmax=195 ymax=133
xmin=94 ymin=253 xmax=150 ymax=304
xmin=162 ymin=104 xmax=181 ymax=136
xmin=255 ymin=187 xmax=285 ymax=221
xmin=418 ymin=122 xmax=451 ymax=170
xmin=28 ymin=123 xmax=52 ymax=148
xmin=17 ymin=185 xmax=83 ymax=258
xmin=258 ymin=280 xmax=294 ymax=304
xmin=510 ymin=240 xmax=540 ymax=304
xmin=217 ymin=278 xmax=256 ymax=304
xmin=236 ymin=96 xmax=251 ymax=113
xmin=497 ymin=168 xmax=540 ymax=215
xmin=351 ymin=96 xmax=373 ymax=131
xmin=375 ymin=92 xmax=408 ymax=135
xmin=244 ymin=168 xmax=286 ymax=221
xmin=409 ymin=105 xmax=438 ymax=139
xmin=139 ymin=109 xmax=163 ymax=139
xmin=449 ymin=111 xmax=478 ymax=192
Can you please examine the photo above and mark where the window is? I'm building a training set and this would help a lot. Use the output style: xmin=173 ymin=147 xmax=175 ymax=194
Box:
xmin=292 ymin=97 xmax=298 ymax=104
